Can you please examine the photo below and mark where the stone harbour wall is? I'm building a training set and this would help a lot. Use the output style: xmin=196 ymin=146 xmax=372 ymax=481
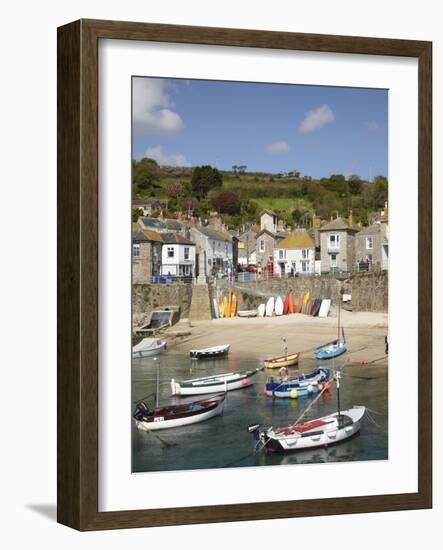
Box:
xmin=132 ymin=283 xmax=193 ymax=326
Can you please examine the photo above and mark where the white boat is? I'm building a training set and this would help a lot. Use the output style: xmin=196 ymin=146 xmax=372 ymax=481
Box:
xmin=237 ymin=309 xmax=258 ymax=318
xmin=254 ymin=406 xmax=365 ymax=452
xmin=274 ymin=296 xmax=284 ymax=316
xmin=257 ymin=303 xmax=266 ymax=317
xmin=132 ymin=337 xmax=166 ymax=358
xmin=133 ymin=394 xmax=226 ymax=431
xmin=171 ymin=368 xmax=261 ymax=396
xmin=318 ymin=299 xmax=331 ymax=318
xmin=190 ymin=344 xmax=230 ymax=359
xmin=265 ymin=297 xmax=275 ymax=317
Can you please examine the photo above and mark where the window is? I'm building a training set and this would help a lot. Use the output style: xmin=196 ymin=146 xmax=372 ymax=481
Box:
xmin=259 ymin=239 xmax=265 ymax=252
xmin=278 ymin=250 xmax=285 ymax=260
xmin=184 ymin=247 xmax=189 ymax=260
xmin=167 ymin=247 xmax=174 ymax=258
xmin=132 ymin=244 xmax=140 ymax=257
xmin=328 ymin=234 xmax=340 ymax=249
xmin=302 ymin=248 xmax=309 ymax=259
xmin=367 ymin=254 xmax=373 ymax=264
xmin=366 ymin=236 xmax=373 ymax=250
xmin=301 ymin=261 xmax=309 ymax=272
xmin=330 ymin=254 xmax=337 ymax=267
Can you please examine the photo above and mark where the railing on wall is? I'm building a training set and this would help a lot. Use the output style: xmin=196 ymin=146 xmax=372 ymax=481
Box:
xmin=150 ymin=275 xmax=193 ymax=284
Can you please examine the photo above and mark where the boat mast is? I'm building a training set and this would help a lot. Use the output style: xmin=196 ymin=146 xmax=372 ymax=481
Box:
xmin=335 ymin=370 xmax=341 ymax=420
xmin=154 ymin=357 xmax=159 ymax=408
xmin=337 ymin=288 xmax=341 ymax=344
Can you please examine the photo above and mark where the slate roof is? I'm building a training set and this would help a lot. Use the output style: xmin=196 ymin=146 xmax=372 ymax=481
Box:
xmin=318 ymin=217 xmax=359 ymax=232
xmin=138 ymin=216 xmax=183 ymax=232
xmin=356 ymin=224 xmax=380 ymax=236
xmin=194 ymin=226 xmax=232 ymax=242
xmin=259 ymin=209 xmax=277 ymax=217
xmin=275 ymin=229 xmax=315 ymax=249
xmin=132 ymin=228 xmax=162 ymax=242
xmin=161 ymin=232 xmax=195 ymax=245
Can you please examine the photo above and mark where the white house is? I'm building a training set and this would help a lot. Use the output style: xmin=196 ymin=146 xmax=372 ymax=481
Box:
xmin=190 ymin=226 xmax=233 ymax=279
xmin=160 ymin=233 xmax=196 ymax=278
xmin=273 ymin=229 xmax=316 ymax=275
xmin=259 ymin=209 xmax=278 ymax=233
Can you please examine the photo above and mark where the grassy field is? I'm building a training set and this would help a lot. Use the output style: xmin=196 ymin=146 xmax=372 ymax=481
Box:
xmin=250 ymin=197 xmax=312 ymax=212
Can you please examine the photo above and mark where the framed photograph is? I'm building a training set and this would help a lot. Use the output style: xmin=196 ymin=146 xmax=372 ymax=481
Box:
xmin=57 ymin=19 xmax=432 ymax=530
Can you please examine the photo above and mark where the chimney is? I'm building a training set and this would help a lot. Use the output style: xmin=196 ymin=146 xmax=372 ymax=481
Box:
xmin=348 ymin=209 xmax=353 ymax=227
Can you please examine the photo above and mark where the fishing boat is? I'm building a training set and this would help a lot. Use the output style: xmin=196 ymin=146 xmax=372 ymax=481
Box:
xmin=237 ymin=309 xmax=258 ymax=318
xmin=133 ymin=393 xmax=226 ymax=431
xmin=249 ymin=371 xmax=365 ymax=452
xmin=264 ymin=368 xmax=332 ymax=398
xmin=132 ymin=337 xmax=166 ymax=358
xmin=314 ymin=294 xmax=347 ymax=359
xmin=190 ymin=344 xmax=230 ymax=359
xmin=171 ymin=368 xmax=261 ymax=396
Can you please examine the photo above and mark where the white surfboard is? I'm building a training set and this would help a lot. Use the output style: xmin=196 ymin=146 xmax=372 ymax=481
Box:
xmin=318 ymin=299 xmax=331 ymax=318
xmin=257 ymin=303 xmax=266 ymax=317
xmin=213 ymin=298 xmax=219 ymax=319
xmin=265 ymin=297 xmax=275 ymax=317
xmin=275 ymin=296 xmax=284 ymax=316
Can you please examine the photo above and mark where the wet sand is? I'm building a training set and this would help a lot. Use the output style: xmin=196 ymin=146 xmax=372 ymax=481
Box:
xmin=164 ymin=310 xmax=388 ymax=366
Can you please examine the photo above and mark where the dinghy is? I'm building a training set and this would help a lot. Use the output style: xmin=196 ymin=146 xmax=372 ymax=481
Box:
xmin=132 ymin=338 xmax=166 ymax=358
xmin=275 ymin=296 xmax=284 ymax=316
xmin=190 ymin=344 xmax=230 ymax=359
xmin=133 ymin=393 xmax=226 ymax=431
xmin=171 ymin=368 xmax=261 ymax=396
xmin=257 ymin=303 xmax=266 ymax=317
xmin=213 ymin=298 xmax=220 ymax=319
xmin=265 ymin=297 xmax=275 ymax=317
xmin=265 ymin=368 xmax=332 ymax=398
xmin=296 ymin=293 xmax=304 ymax=313
xmin=249 ymin=371 xmax=365 ymax=452
xmin=318 ymin=299 xmax=331 ymax=318
xmin=264 ymin=352 xmax=300 ymax=369
xmin=237 ymin=309 xmax=258 ymax=318
xmin=288 ymin=292 xmax=295 ymax=314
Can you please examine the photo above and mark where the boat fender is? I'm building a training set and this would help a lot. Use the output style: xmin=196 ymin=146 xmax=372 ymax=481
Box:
xmin=290 ymin=389 xmax=298 ymax=399
xmin=247 ymin=423 xmax=260 ymax=433
xmin=307 ymin=384 xmax=313 ymax=394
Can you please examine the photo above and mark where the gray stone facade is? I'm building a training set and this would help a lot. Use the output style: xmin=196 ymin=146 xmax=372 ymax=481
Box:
xmin=319 ymin=217 xmax=359 ymax=273
xmin=132 ymin=228 xmax=162 ymax=284
xmin=355 ymin=224 xmax=382 ymax=271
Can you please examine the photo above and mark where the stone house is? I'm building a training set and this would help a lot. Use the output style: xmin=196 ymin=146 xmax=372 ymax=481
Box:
xmin=132 ymin=227 xmax=163 ymax=283
xmin=190 ymin=226 xmax=234 ymax=280
xmin=355 ymin=224 xmax=382 ymax=271
xmin=160 ymin=233 xmax=196 ymax=279
xmin=237 ymin=227 xmax=258 ymax=267
xmin=319 ymin=216 xmax=359 ymax=273
xmin=273 ymin=229 xmax=316 ymax=275
xmin=380 ymin=203 xmax=389 ymax=270
xmin=259 ymin=209 xmax=278 ymax=233
xmin=132 ymin=199 xmax=162 ymax=216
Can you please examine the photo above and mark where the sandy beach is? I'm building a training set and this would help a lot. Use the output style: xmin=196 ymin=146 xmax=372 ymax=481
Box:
xmin=165 ymin=310 xmax=388 ymax=365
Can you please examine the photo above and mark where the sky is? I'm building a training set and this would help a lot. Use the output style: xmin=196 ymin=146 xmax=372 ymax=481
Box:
xmin=132 ymin=77 xmax=388 ymax=180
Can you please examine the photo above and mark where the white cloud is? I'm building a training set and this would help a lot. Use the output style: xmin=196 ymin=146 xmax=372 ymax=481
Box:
xmin=265 ymin=141 xmax=290 ymax=154
xmin=367 ymin=121 xmax=381 ymax=132
xmin=144 ymin=146 xmax=189 ymax=167
xmin=133 ymin=78 xmax=183 ymax=135
xmin=299 ymin=104 xmax=335 ymax=134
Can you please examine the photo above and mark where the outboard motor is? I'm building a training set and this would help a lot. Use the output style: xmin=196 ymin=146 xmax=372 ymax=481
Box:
xmin=133 ymin=401 xmax=150 ymax=420
xmin=247 ymin=423 xmax=261 ymax=450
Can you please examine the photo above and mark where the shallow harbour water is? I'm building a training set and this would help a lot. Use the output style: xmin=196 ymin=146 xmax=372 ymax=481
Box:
xmin=132 ymin=351 xmax=388 ymax=472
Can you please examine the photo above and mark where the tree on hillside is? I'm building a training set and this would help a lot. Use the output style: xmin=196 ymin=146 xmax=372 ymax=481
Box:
xmin=212 ymin=191 xmax=241 ymax=214
xmin=320 ymin=174 xmax=348 ymax=197
xmin=132 ymin=158 xmax=161 ymax=195
xmin=191 ymin=165 xmax=223 ymax=199
xmin=132 ymin=207 xmax=144 ymax=223
xmin=348 ymin=174 xmax=363 ymax=195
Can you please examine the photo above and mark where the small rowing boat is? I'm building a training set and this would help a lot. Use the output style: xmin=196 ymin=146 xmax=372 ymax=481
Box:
xmin=132 ymin=337 xmax=166 ymax=358
xmin=237 ymin=309 xmax=258 ymax=318
xmin=171 ymin=368 xmax=261 ymax=396
xmin=314 ymin=293 xmax=347 ymax=359
xmin=190 ymin=344 xmax=230 ymax=359
xmin=133 ymin=393 xmax=226 ymax=431
xmin=263 ymin=351 xmax=300 ymax=369
xmin=264 ymin=368 xmax=332 ymax=398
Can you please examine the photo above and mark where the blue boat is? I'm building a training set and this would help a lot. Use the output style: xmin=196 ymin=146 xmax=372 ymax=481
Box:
xmin=265 ymin=368 xmax=332 ymax=398
xmin=314 ymin=297 xmax=347 ymax=360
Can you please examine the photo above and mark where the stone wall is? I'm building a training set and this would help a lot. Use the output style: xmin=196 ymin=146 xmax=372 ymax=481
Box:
xmin=132 ymin=283 xmax=193 ymax=326
xmin=349 ymin=270 xmax=388 ymax=312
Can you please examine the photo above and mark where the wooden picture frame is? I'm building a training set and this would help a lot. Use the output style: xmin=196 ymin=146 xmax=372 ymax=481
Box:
xmin=57 ymin=19 xmax=432 ymax=530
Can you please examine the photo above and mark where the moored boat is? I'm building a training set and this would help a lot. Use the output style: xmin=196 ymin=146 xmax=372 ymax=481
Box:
xmin=263 ymin=351 xmax=300 ymax=369
xmin=265 ymin=368 xmax=332 ymax=398
xmin=171 ymin=368 xmax=262 ymax=396
xmin=314 ymin=293 xmax=347 ymax=359
xmin=237 ymin=309 xmax=258 ymax=318
xmin=133 ymin=393 xmax=226 ymax=431
xmin=132 ymin=337 xmax=166 ymax=358
xmin=190 ymin=344 xmax=230 ymax=359
xmin=250 ymin=406 xmax=365 ymax=452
